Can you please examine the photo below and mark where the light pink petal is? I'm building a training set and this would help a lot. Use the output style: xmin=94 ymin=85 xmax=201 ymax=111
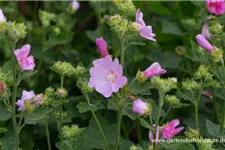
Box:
xmin=174 ymin=127 xmax=184 ymax=135
xmin=169 ymin=119 xmax=180 ymax=128
xmin=201 ymin=24 xmax=211 ymax=39
xmin=136 ymin=8 xmax=146 ymax=28
xmin=95 ymin=81 xmax=113 ymax=98
xmin=112 ymin=76 xmax=127 ymax=92
xmin=0 ymin=9 xmax=6 ymax=22
xmin=21 ymin=56 xmax=35 ymax=71
xmin=149 ymin=130 xmax=153 ymax=144
xmin=196 ymin=34 xmax=215 ymax=52
xmin=139 ymin=26 xmax=156 ymax=42
xmin=71 ymin=0 xmax=80 ymax=10
xmin=14 ymin=44 xmax=31 ymax=62
xmin=21 ymin=90 xmax=35 ymax=101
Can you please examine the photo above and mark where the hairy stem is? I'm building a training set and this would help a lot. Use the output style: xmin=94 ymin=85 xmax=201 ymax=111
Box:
xmin=195 ymin=103 xmax=199 ymax=130
xmin=220 ymin=101 xmax=225 ymax=133
xmin=159 ymin=105 xmax=172 ymax=125
xmin=11 ymin=42 xmax=19 ymax=149
xmin=45 ymin=119 xmax=51 ymax=150
xmin=85 ymin=95 xmax=109 ymax=150
xmin=59 ymin=76 xmax=64 ymax=138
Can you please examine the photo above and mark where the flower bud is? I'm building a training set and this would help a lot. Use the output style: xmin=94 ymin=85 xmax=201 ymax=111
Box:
xmin=7 ymin=22 xmax=27 ymax=42
xmin=201 ymin=91 xmax=213 ymax=100
xmin=77 ymin=78 xmax=94 ymax=94
xmin=211 ymin=47 xmax=223 ymax=62
xmin=74 ymin=63 xmax=86 ymax=77
xmin=127 ymin=22 xmax=139 ymax=35
xmin=196 ymin=34 xmax=215 ymax=53
xmin=61 ymin=125 xmax=83 ymax=139
xmin=115 ymin=0 xmax=136 ymax=17
xmin=129 ymin=145 xmax=143 ymax=150
xmin=175 ymin=46 xmax=186 ymax=56
xmin=136 ymin=70 xmax=147 ymax=83
xmin=108 ymin=14 xmax=122 ymax=26
xmin=165 ymin=95 xmax=180 ymax=106
xmin=144 ymin=62 xmax=166 ymax=78
xmin=56 ymin=88 xmax=68 ymax=99
xmin=96 ymin=37 xmax=109 ymax=57
xmin=184 ymin=127 xmax=199 ymax=139
xmin=182 ymin=79 xmax=202 ymax=90
xmin=39 ymin=10 xmax=56 ymax=27
xmin=209 ymin=23 xmax=223 ymax=35
xmin=32 ymin=94 xmax=44 ymax=105
xmin=133 ymin=99 xmax=151 ymax=116
xmin=0 ymin=22 xmax=7 ymax=34
xmin=45 ymin=87 xmax=55 ymax=98
xmin=151 ymin=77 xmax=177 ymax=93
xmin=51 ymin=61 xmax=76 ymax=77
xmin=0 ymin=82 xmax=4 ymax=95
xmin=70 ymin=0 xmax=80 ymax=11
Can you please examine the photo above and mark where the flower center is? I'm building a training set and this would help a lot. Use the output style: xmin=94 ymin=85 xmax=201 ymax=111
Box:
xmin=106 ymin=71 xmax=117 ymax=82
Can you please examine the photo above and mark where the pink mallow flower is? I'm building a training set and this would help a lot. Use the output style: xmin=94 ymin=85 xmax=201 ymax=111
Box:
xmin=201 ymin=24 xmax=211 ymax=39
xmin=136 ymin=9 xmax=156 ymax=42
xmin=0 ymin=9 xmax=6 ymax=22
xmin=133 ymin=99 xmax=149 ymax=115
xmin=88 ymin=55 xmax=127 ymax=98
xmin=162 ymin=119 xmax=184 ymax=139
xmin=70 ymin=0 xmax=80 ymax=10
xmin=196 ymin=34 xmax=215 ymax=53
xmin=16 ymin=90 xmax=35 ymax=111
xmin=144 ymin=62 xmax=166 ymax=78
xmin=96 ymin=37 xmax=109 ymax=57
xmin=14 ymin=44 xmax=35 ymax=71
xmin=206 ymin=0 xmax=225 ymax=16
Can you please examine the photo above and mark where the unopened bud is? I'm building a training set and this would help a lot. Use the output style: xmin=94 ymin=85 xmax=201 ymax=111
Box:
xmin=136 ymin=70 xmax=147 ymax=83
xmin=56 ymin=88 xmax=68 ymax=99
xmin=61 ymin=125 xmax=84 ymax=139
xmin=115 ymin=0 xmax=136 ymax=17
xmin=51 ymin=61 xmax=76 ymax=77
xmin=209 ymin=23 xmax=223 ymax=35
xmin=211 ymin=47 xmax=223 ymax=63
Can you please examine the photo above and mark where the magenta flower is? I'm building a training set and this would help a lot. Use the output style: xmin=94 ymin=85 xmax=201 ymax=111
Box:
xmin=0 ymin=9 xmax=6 ymax=22
xmin=0 ymin=82 xmax=4 ymax=95
xmin=16 ymin=90 xmax=35 ymax=111
xmin=70 ymin=0 xmax=80 ymax=10
xmin=162 ymin=119 xmax=184 ymax=139
xmin=206 ymin=0 xmax=225 ymax=15
xmin=96 ymin=37 xmax=109 ymax=57
xmin=196 ymin=34 xmax=215 ymax=53
xmin=201 ymin=24 xmax=211 ymax=39
xmin=136 ymin=9 xmax=156 ymax=42
xmin=144 ymin=62 xmax=166 ymax=78
xmin=133 ymin=99 xmax=149 ymax=115
xmin=88 ymin=55 xmax=127 ymax=98
xmin=14 ymin=44 xmax=35 ymax=71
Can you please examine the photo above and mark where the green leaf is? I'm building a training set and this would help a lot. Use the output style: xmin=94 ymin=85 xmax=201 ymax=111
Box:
xmin=55 ymin=136 xmax=89 ymax=150
xmin=0 ymin=131 xmax=15 ymax=150
xmin=161 ymin=21 xmax=183 ymax=35
xmin=206 ymin=119 xmax=225 ymax=138
xmin=0 ymin=127 xmax=8 ymax=133
xmin=24 ymin=107 xmax=53 ymax=124
xmin=0 ymin=102 xmax=11 ymax=121
xmin=140 ymin=118 xmax=151 ymax=129
xmin=17 ymin=71 xmax=37 ymax=86
xmin=130 ymin=80 xmax=152 ymax=96
xmin=82 ymin=118 xmax=118 ymax=149
xmin=148 ymin=2 xmax=172 ymax=16
xmin=76 ymin=101 xmax=104 ymax=113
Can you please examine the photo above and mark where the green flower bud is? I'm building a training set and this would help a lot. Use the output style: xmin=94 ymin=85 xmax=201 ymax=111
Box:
xmin=0 ymin=22 xmax=7 ymax=34
xmin=182 ymin=79 xmax=202 ymax=90
xmin=136 ymin=70 xmax=147 ymax=83
xmin=184 ymin=127 xmax=199 ymax=139
xmin=52 ymin=26 xmax=61 ymax=35
xmin=7 ymin=22 xmax=27 ymax=42
xmin=51 ymin=61 xmax=76 ymax=77
xmin=53 ymin=111 xmax=68 ymax=120
xmin=197 ymin=137 xmax=216 ymax=150
xmin=56 ymin=88 xmax=68 ymax=99
xmin=108 ymin=14 xmax=122 ymax=26
xmin=74 ymin=63 xmax=86 ymax=77
xmin=45 ymin=87 xmax=55 ymax=98
xmin=115 ymin=0 xmax=136 ymax=17
xmin=130 ymin=145 xmax=143 ymax=150
xmin=151 ymin=77 xmax=177 ymax=93
xmin=61 ymin=125 xmax=84 ymax=139
xmin=194 ymin=65 xmax=210 ymax=79
xmin=24 ymin=101 xmax=36 ymax=113
xmin=211 ymin=47 xmax=223 ymax=63
xmin=175 ymin=46 xmax=186 ymax=56
xmin=209 ymin=23 xmax=223 ymax=35
xmin=165 ymin=95 xmax=180 ymax=106
xmin=39 ymin=10 xmax=56 ymax=27
xmin=76 ymin=78 xmax=94 ymax=94
xmin=127 ymin=22 xmax=139 ymax=35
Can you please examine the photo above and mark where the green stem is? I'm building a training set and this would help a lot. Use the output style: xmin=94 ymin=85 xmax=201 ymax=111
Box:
xmin=115 ymin=39 xmax=125 ymax=150
xmin=220 ymin=101 xmax=225 ymax=133
xmin=159 ymin=105 xmax=172 ymax=125
xmin=59 ymin=76 xmax=64 ymax=138
xmin=195 ymin=103 xmax=199 ymax=129
xmin=85 ymin=95 xmax=109 ymax=150
xmin=18 ymin=111 xmax=24 ymax=128
xmin=60 ymin=76 xmax=64 ymax=88
xmin=45 ymin=119 xmax=51 ymax=150
xmin=149 ymin=114 xmax=153 ymax=126
xmin=136 ymin=119 xmax=142 ymax=142
xmin=11 ymin=42 xmax=19 ymax=149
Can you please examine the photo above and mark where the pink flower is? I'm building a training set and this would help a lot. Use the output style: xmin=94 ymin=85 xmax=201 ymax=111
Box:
xmin=70 ymin=0 xmax=80 ymax=10
xmin=162 ymin=119 xmax=184 ymax=139
xmin=144 ymin=62 xmax=166 ymax=78
xmin=201 ymin=91 xmax=213 ymax=100
xmin=136 ymin=9 xmax=156 ymax=42
xmin=201 ymin=24 xmax=211 ymax=39
xmin=206 ymin=0 xmax=225 ymax=15
xmin=14 ymin=44 xmax=35 ymax=71
xmin=0 ymin=9 xmax=6 ymax=22
xmin=196 ymin=34 xmax=215 ymax=53
xmin=16 ymin=90 xmax=35 ymax=111
xmin=149 ymin=126 xmax=160 ymax=145
xmin=96 ymin=37 xmax=109 ymax=57
xmin=88 ymin=55 xmax=127 ymax=98
xmin=133 ymin=99 xmax=149 ymax=115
